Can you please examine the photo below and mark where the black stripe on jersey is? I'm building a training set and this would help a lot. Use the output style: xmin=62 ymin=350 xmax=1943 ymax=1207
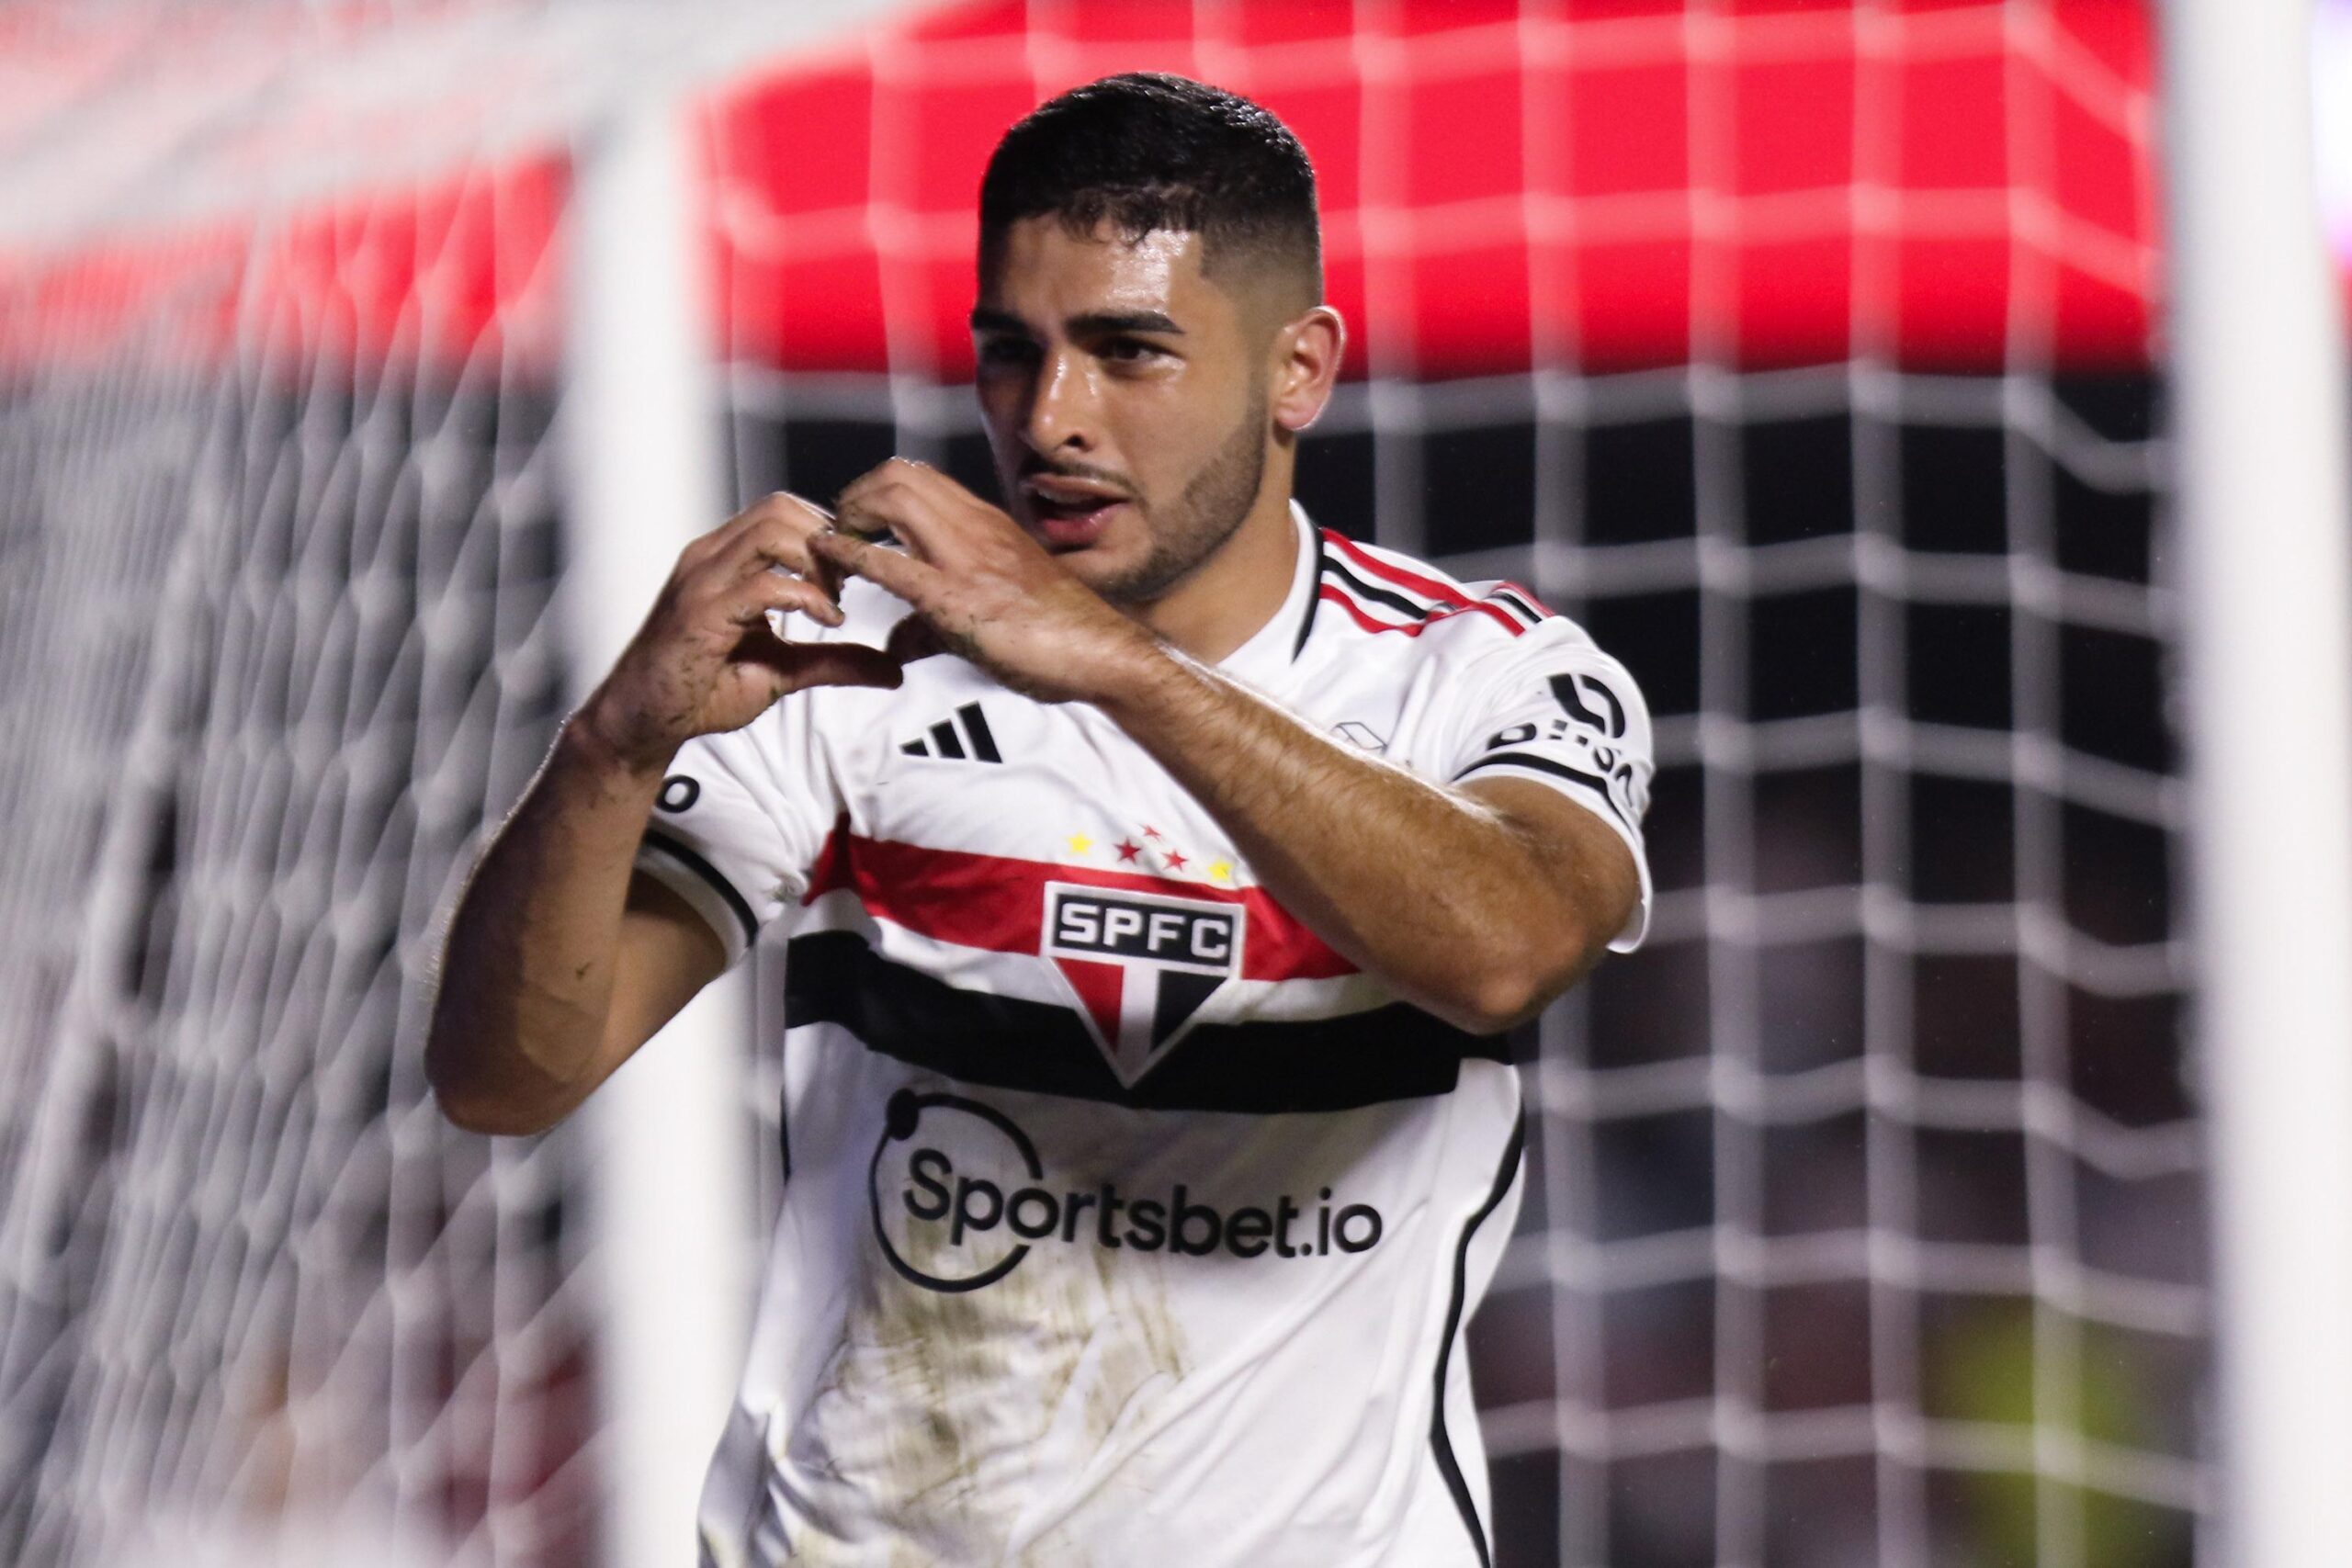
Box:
xmin=1453 ymin=750 xmax=1630 ymax=829
xmin=1431 ymin=1114 xmax=1526 ymax=1568
xmin=958 ymin=702 xmax=1003 ymax=763
xmin=782 ymin=930 xmax=1507 ymax=1112
xmin=1486 ymin=587 xmax=1548 ymax=628
xmin=1323 ymin=555 xmax=1434 ymax=621
xmin=640 ymin=828 xmax=759 ymax=949
xmin=1291 ymin=525 xmax=1328 ymax=659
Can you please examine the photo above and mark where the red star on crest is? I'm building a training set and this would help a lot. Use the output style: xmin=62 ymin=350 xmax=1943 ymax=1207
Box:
xmin=1141 ymin=825 xmax=1163 ymax=840
xmin=1114 ymin=840 xmax=1142 ymax=863
xmin=1163 ymin=850 xmax=1189 ymax=871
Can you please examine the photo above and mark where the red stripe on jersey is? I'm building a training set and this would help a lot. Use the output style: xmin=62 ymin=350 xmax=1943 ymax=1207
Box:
xmin=1320 ymin=530 xmax=1524 ymax=637
xmin=1318 ymin=583 xmax=1427 ymax=637
xmin=1321 ymin=529 xmax=1465 ymax=607
xmin=1318 ymin=584 xmax=1525 ymax=641
xmin=802 ymin=821 xmax=1357 ymax=982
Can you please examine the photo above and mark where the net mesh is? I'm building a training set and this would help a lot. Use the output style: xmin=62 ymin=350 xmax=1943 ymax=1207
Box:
xmin=703 ymin=5 xmax=2197 ymax=1567
xmin=0 ymin=56 xmax=599 ymax=1568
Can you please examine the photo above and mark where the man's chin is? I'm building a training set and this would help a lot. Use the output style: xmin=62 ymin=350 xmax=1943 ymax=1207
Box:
xmin=1053 ymin=539 xmax=1164 ymax=604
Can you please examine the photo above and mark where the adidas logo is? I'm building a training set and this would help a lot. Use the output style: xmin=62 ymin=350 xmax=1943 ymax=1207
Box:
xmin=899 ymin=702 xmax=1002 ymax=763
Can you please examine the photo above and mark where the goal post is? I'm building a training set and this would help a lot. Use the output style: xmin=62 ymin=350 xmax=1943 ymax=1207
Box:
xmin=557 ymin=9 xmax=906 ymax=1562
xmin=2161 ymin=0 xmax=2352 ymax=1563
xmin=561 ymin=91 xmax=755 ymax=1568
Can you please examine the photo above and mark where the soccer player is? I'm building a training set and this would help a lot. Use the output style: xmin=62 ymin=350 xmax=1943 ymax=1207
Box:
xmin=427 ymin=73 xmax=1653 ymax=1567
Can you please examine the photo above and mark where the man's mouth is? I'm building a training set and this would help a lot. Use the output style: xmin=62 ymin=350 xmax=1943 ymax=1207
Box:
xmin=1023 ymin=472 xmax=1133 ymax=547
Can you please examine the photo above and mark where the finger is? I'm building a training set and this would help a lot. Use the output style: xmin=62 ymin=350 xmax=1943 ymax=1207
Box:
xmin=808 ymin=528 xmax=944 ymax=605
xmin=731 ymin=515 xmax=836 ymax=592
xmin=834 ymin=457 xmax=941 ymax=520
xmin=883 ymin=613 xmax=950 ymax=666
xmin=700 ymin=491 xmax=833 ymax=573
xmin=691 ymin=492 xmax=800 ymax=560
xmin=679 ymin=506 xmax=757 ymax=568
xmin=697 ymin=507 xmax=849 ymax=624
xmin=831 ymin=480 xmax=925 ymax=557
xmin=796 ymin=642 xmax=906 ymax=691
xmin=835 ymin=460 xmax=965 ymax=558
xmin=730 ymin=634 xmax=904 ymax=693
xmin=722 ymin=572 xmax=844 ymax=629
xmin=804 ymin=525 xmax=848 ymax=605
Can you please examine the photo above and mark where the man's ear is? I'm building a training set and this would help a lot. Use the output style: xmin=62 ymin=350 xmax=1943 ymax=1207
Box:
xmin=1270 ymin=305 xmax=1346 ymax=434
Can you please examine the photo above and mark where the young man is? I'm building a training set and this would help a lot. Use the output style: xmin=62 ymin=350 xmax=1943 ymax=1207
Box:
xmin=427 ymin=73 xmax=1653 ymax=1566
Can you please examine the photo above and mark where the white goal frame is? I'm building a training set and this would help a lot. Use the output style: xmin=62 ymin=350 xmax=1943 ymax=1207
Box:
xmin=557 ymin=6 xmax=904 ymax=1562
xmin=2163 ymin=1 xmax=2352 ymax=1563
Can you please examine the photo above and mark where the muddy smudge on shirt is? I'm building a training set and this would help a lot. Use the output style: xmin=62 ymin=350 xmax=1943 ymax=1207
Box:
xmin=784 ymin=1132 xmax=1191 ymax=1563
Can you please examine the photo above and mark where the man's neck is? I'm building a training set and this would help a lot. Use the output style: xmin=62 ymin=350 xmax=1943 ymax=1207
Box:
xmin=1131 ymin=487 xmax=1302 ymax=665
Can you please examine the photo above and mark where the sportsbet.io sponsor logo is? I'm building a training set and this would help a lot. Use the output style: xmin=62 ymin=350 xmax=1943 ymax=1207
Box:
xmin=868 ymin=1089 xmax=1385 ymax=1294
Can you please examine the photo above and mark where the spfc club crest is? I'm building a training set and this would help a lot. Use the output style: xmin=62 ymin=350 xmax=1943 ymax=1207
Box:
xmin=1041 ymin=882 xmax=1245 ymax=1085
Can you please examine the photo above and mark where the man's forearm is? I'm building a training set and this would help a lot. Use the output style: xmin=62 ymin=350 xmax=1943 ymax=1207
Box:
xmin=1092 ymin=647 xmax=1616 ymax=1032
xmin=424 ymin=717 xmax=673 ymax=1130
xmin=796 ymin=457 xmax=1633 ymax=1030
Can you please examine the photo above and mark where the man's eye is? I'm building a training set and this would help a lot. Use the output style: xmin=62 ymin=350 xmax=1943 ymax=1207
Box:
xmin=1101 ymin=338 xmax=1160 ymax=363
xmin=977 ymin=338 xmax=1038 ymax=367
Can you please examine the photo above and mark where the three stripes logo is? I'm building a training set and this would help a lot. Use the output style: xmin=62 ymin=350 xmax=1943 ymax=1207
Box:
xmin=899 ymin=702 xmax=1001 ymax=763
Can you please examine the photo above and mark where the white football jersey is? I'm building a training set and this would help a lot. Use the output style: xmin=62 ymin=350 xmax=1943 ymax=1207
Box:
xmin=633 ymin=505 xmax=1654 ymax=1568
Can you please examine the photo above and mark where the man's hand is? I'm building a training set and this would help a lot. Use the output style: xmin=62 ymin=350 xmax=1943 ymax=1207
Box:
xmin=576 ymin=492 xmax=905 ymax=774
xmin=809 ymin=458 xmax=1159 ymax=704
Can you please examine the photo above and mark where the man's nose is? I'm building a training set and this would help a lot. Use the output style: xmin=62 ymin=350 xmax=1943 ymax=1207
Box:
xmin=1023 ymin=352 xmax=1095 ymax=456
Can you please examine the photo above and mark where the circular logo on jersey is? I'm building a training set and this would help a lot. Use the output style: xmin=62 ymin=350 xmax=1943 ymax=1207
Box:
xmin=868 ymin=1089 xmax=1046 ymax=1293
xmin=868 ymin=1089 xmax=1390 ymax=1296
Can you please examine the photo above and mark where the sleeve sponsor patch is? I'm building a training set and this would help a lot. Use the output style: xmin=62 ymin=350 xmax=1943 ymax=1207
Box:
xmin=1454 ymin=663 xmax=1653 ymax=831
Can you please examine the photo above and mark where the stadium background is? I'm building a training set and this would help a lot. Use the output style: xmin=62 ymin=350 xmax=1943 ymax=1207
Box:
xmin=2 ymin=0 xmax=2324 ymax=1562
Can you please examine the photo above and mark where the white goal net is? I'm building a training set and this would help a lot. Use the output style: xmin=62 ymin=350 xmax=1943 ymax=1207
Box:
xmin=0 ymin=209 xmax=596 ymax=1568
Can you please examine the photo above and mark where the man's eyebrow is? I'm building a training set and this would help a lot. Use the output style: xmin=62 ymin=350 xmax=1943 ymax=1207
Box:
xmin=1068 ymin=310 xmax=1182 ymax=336
xmin=967 ymin=307 xmax=1183 ymax=337
xmin=968 ymin=307 xmax=1030 ymax=335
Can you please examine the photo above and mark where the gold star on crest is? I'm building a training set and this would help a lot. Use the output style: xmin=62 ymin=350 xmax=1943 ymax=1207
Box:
xmin=1067 ymin=833 xmax=1093 ymax=857
xmin=1207 ymin=859 xmax=1234 ymax=884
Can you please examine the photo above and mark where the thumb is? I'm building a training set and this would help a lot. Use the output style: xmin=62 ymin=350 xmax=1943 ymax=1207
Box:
xmin=884 ymin=614 xmax=951 ymax=667
xmin=786 ymin=642 xmax=907 ymax=691
xmin=735 ymin=635 xmax=905 ymax=693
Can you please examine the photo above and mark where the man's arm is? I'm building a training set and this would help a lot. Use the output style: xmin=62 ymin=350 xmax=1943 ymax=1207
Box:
xmin=812 ymin=461 xmax=1640 ymax=1035
xmin=425 ymin=494 xmax=899 ymax=1135
xmin=424 ymin=723 xmax=726 ymax=1135
xmin=1093 ymin=656 xmax=1638 ymax=1032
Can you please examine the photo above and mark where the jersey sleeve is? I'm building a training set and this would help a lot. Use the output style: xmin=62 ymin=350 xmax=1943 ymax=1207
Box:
xmin=630 ymin=704 xmax=841 ymax=971
xmin=1439 ymin=619 xmax=1657 ymax=952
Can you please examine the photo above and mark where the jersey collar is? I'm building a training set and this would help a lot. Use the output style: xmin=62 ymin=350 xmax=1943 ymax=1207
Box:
xmin=1214 ymin=502 xmax=1320 ymax=686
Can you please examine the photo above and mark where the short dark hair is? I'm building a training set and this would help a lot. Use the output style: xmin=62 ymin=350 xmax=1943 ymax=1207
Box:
xmin=978 ymin=73 xmax=1321 ymax=308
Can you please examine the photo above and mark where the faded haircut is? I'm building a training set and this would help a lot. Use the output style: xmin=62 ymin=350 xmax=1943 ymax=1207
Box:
xmin=978 ymin=73 xmax=1323 ymax=312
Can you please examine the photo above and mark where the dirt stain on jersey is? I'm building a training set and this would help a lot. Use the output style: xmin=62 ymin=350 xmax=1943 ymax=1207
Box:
xmin=786 ymin=1169 xmax=1190 ymax=1564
